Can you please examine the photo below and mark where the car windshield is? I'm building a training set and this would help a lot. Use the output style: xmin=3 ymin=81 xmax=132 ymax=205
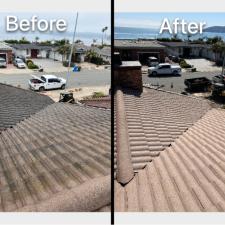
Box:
xmin=17 ymin=59 xmax=23 ymax=63
xmin=41 ymin=76 xmax=46 ymax=82
xmin=0 ymin=59 xmax=5 ymax=62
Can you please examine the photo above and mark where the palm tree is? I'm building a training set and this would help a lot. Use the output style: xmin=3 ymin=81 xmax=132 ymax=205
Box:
xmin=57 ymin=44 xmax=71 ymax=61
xmin=101 ymin=26 xmax=108 ymax=46
xmin=35 ymin=36 xmax=39 ymax=43
xmin=92 ymin=39 xmax=97 ymax=46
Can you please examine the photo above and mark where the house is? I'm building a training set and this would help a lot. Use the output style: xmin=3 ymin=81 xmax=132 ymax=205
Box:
xmin=159 ymin=41 xmax=216 ymax=60
xmin=0 ymin=84 xmax=110 ymax=212
xmin=114 ymin=55 xmax=225 ymax=212
xmin=11 ymin=43 xmax=52 ymax=59
xmin=114 ymin=39 xmax=166 ymax=65
xmin=91 ymin=46 xmax=111 ymax=64
xmin=49 ymin=42 xmax=90 ymax=63
xmin=0 ymin=42 xmax=13 ymax=63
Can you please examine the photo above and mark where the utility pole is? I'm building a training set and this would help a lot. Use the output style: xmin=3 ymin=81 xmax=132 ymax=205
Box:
xmin=66 ymin=12 xmax=79 ymax=88
xmin=222 ymin=53 xmax=225 ymax=76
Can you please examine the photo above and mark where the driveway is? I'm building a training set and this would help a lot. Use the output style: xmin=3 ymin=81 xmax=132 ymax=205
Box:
xmin=185 ymin=58 xmax=222 ymax=72
xmin=0 ymin=69 xmax=110 ymax=90
xmin=142 ymin=71 xmax=219 ymax=93
xmin=32 ymin=59 xmax=67 ymax=73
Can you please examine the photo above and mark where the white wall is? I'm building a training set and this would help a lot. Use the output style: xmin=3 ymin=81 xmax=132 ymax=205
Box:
xmin=49 ymin=50 xmax=64 ymax=61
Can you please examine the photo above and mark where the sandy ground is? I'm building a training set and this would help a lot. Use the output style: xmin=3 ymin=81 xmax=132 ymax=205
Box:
xmin=185 ymin=58 xmax=222 ymax=72
xmin=41 ymin=85 xmax=110 ymax=102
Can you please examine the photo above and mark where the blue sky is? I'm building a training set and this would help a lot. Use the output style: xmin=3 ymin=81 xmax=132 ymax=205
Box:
xmin=0 ymin=12 xmax=110 ymax=44
xmin=115 ymin=13 xmax=225 ymax=29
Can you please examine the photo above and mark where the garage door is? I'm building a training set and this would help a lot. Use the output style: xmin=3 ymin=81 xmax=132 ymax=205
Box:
xmin=0 ymin=53 xmax=7 ymax=61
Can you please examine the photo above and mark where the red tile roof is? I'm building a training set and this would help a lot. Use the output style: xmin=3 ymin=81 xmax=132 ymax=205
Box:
xmin=115 ymin=108 xmax=225 ymax=212
xmin=114 ymin=87 xmax=210 ymax=180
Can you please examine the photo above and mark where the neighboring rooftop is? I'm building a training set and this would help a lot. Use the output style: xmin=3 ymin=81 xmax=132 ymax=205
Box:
xmin=114 ymin=39 xmax=165 ymax=49
xmin=0 ymin=42 xmax=12 ymax=50
xmin=115 ymin=108 xmax=225 ymax=212
xmin=0 ymin=103 xmax=111 ymax=211
xmin=91 ymin=46 xmax=111 ymax=57
xmin=80 ymin=96 xmax=111 ymax=109
xmin=0 ymin=84 xmax=54 ymax=132
xmin=10 ymin=43 xmax=52 ymax=50
xmin=159 ymin=41 xmax=209 ymax=48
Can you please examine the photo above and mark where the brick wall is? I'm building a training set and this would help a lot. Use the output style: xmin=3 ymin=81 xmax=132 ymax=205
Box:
xmin=0 ymin=50 xmax=13 ymax=64
xmin=114 ymin=61 xmax=143 ymax=92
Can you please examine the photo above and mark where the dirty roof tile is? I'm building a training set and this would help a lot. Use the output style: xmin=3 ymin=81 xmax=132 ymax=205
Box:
xmin=0 ymin=103 xmax=110 ymax=211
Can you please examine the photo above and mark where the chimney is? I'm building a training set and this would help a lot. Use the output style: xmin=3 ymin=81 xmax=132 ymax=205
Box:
xmin=114 ymin=52 xmax=143 ymax=92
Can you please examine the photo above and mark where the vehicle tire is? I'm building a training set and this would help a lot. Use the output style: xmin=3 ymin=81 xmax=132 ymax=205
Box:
xmin=152 ymin=71 xmax=157 ymax=76
xmin=39 ymin=86 xmax=45 ymax=92
xmin=173 ymin=70 xmax=178 ymax=75
xmin=61 ymin=84 xmax=66 ymax=90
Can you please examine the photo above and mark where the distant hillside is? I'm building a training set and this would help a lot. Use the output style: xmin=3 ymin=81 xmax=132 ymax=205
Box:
xmin=204 ymin=26 xmax=225 ymax=33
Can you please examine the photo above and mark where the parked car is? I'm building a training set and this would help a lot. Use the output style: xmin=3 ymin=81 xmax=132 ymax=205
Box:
xmin=15 ymin=55 xmax=26 ymax=63
xmin=147 ymin=56 xmax=159 ymax=67
xmin=0 ymin=57 xmax=7 ymax=68
xmin=29 ymin=74 xmax=66 ymax=91
xmin=148 ymin=63 xmax=181 ymax=76
xmin=13 ymin=58 xmax=26 ymax=69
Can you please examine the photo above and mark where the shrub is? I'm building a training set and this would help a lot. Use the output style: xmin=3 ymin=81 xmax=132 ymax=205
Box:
xmin=92 ymin=92 xmax=105 ymax=98
xmin=85 ymin=50 xmax=104 ymax=65
xmin=62 ymin=61 xmax=75 ymax=67
xmin=26 ymin=59 xmax=33 ymax=65
xmin=27 ymin=62 xmax=39 ymax=69
xmin=179 ymin=59 xmax=192 ymax=68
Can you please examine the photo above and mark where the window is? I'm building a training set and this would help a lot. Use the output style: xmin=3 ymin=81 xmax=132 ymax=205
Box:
xmin=41 ymin=76 xmax=46 ymax=82
xmin=48 ymin=79 xmax=55 ymax=83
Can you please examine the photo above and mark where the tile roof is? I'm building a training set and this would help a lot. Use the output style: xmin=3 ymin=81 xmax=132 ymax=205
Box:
xmin=159 ymin=41 xmax=209 ymax=48
xmin=0 ymin=103 xmax=111 ymax=211
xmin=114 ymin=39 xmax=165 ymax=49
xmin=80 ymin=96 xmax=111 ymax=109
xmin=0 ymin=42 xmax=12 ymax=51
xmin=114 ymin=87 xmax=211 ymax=180
xmin=10 ymin=44 xmax=52 ymax=50
xmin=0 ymin=84 xmax=54 ymax=132
xmin=115 ymin=108 xmax=225 ymax=212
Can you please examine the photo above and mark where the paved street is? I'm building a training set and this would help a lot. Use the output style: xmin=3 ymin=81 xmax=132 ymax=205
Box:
xmin=0 ymin=68 xmax=110 ymax=89
xmin=142 ymin=71 xmax=220 ymax=93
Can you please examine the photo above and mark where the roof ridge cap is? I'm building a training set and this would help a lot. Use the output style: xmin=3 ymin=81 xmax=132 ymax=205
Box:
xmin=13 ymin=175 xmax=110 ymax=212
xmin=115 ymin=88 xmax=134 ymax=185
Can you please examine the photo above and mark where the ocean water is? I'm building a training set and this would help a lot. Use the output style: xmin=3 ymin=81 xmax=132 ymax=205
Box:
xmin=115 ymin=26 xmax=225 ymax=41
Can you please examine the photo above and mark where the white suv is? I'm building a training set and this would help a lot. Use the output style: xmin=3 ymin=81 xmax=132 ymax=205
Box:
xmin=29 ymin=74 xmax=66 ymax=91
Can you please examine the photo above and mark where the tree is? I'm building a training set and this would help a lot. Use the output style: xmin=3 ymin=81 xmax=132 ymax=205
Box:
xmin=19 ymin=37 xmax=30 ymax=44
xmin=57 ymin=44 xmax=71 ymax=61
xmin=35 ymin=36 xmax=40 ymax=43
xmin=101 ymin=26 xmax=108 ymax=46
xmin=211 ymin=41 xmax=225 ymax=65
